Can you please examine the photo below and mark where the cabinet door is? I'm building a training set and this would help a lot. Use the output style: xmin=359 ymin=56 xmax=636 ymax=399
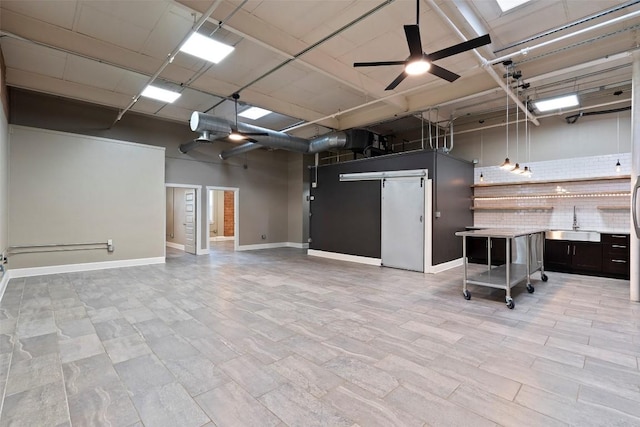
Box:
xmin=545 ymin=240 xmax=571 ymax=272
xmin=572 ymin=242 xmax=602 ymax=272
xmin=491 ymin=239 xmax=506 ymax=265
xmin=467 ymin=236 xmax=488 ymax=264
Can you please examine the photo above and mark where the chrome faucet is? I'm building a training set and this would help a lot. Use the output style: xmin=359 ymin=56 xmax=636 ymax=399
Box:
xmin=572 ymin=206 xmax=579 ymax=231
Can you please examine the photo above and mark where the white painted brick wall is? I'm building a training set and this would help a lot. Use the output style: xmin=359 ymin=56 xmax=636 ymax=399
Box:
xmin=473 ymin=152 xmax=632 ymax=233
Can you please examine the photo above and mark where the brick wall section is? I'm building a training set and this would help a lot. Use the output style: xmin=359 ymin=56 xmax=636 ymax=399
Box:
xmin=223 ymin=191 xmax=234 ymax=236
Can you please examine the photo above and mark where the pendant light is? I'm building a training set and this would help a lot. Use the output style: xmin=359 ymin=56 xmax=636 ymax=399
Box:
xmin=479 ymin=131 xmax=484 ymax=182
xmin=510 ymin=88 xmax=521 ymax=174
xmin=500 ymin=65 xmax=512 ymax=170
xmin=615 ymin=113 xmax=621 ymax=173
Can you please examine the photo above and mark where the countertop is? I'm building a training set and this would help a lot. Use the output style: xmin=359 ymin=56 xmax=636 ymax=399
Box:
xmin=455 ymin=228 xmax=548 ymax=239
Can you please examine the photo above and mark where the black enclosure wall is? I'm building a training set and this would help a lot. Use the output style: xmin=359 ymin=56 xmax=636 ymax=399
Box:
xmin=309 ymin=150 xmax=473 ymax=265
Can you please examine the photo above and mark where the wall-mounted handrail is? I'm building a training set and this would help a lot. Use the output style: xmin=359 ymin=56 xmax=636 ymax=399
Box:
xmin=9 ymin=240 xmax=114 ymax=254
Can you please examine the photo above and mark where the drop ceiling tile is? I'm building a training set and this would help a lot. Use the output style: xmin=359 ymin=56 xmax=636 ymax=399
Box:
xmin=75 ymin=2 xmax=151 ymax=52
xmin=78 ymin=0 xmax=168 ymax=31
xmin=0 ymin=0 xmax=77 ymax=30
xmin=63 ymin=55 xmax=127 ymax=91
xmin=173 ymin=88 xmax=223 ymax=112
xmin=140 ymin=5 xmax=194 ymax=59
xmin=0 ymin=38 xmax=67 ymax=79
xmin=114 ymin=72 xmax=150 ymax=96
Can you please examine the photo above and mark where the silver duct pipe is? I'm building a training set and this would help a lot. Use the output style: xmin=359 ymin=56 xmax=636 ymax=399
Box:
xmin=219 ymin=142 xmax=262 ymax=160
xmin=189 ymin=112 xmax=348 ymax=158
xmin=179 ymin=140 xmax=203 ymax=154
xmin=308 ymin=132 xmax=348 ymax=153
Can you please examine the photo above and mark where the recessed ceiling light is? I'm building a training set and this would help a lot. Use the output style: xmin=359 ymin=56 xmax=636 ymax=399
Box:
xmin=180 ymin=33 xmax=234 ymax=64
xmin=238 ymin=107 xmax=272 ymax=120
xmin=496 ymin=0 xmax=531 ymax=12
xmin=141 ymin=85 xmax=181 ymax=103
xmin=533 ymin=94 xmax=579 ymax=112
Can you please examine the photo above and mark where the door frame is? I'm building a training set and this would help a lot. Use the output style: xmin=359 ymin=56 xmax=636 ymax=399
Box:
xmin=206 ymin=186 xmax=239 ymax=252
xmin=165 ymin=183 xmax=204 ymax=255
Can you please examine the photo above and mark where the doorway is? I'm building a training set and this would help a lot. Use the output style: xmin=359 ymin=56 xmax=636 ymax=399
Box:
xmin=165 ymin=184 xmax=202 ymax=256
xmin=206 ymin=186 xmax=239 ymax=252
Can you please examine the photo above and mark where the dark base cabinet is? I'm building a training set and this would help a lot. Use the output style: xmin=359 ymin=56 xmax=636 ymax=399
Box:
xmin=602 ymin=234 xmax=630 ymax=279
xmin=544 ymin=234 xmax=629 ymax=279
xmin=466 ymin=236 xmax=506 ymax=265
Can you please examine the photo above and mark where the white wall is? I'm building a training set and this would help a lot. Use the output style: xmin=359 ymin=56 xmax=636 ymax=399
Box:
xmin=452 ymin=112 xmax=632 ymax=166
xmin=8 ymin=126 xmax=165 ymax=269
xmin=451 ymin=111 xmax=634 ymax=233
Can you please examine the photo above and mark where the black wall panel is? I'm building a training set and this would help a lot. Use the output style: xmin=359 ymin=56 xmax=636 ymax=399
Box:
xmin=309 ymin=150 xmax=473 ymax=265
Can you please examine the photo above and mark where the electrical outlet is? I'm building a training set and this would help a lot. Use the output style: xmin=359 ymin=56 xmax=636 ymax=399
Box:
xmin=107 ymin=239 xmax=114 ymax=252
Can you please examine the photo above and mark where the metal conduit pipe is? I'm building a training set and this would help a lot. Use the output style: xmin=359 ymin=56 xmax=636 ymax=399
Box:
xmin=425 ymin=0 xmax=540 ymax=126
xmin=115 ymin=0 xmax=223 ymax=123
xmin=494 ymin=0 xmax=640 ymax=53
xmin=488 ymin=9 xmax=640 ymax=66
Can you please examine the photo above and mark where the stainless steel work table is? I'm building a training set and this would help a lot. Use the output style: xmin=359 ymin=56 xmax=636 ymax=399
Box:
xmin=455 ymin=228 xmax=548 ymax=309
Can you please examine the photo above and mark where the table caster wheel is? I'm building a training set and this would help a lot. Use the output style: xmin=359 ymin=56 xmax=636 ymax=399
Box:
xmin=526 ymin=284 xmax=535 ymax=293
xmin=463 ymin=290 xmax=471 ymax=300
xmin=506 ymin=299 xmax=515 ymax=309
xmin=541 ymin=273 xmax=548 ymax=282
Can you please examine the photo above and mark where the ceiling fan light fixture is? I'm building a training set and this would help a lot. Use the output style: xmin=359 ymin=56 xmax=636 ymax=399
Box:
xmin=405 ymin=60 xmax=431 ymax=75
xmin=228 ymin=132 xmax=245 ymax=141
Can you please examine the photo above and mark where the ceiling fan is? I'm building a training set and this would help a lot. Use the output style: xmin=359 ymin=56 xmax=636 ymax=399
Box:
xmin=226 ymin=93 xmax=268 ymax=143
xmin=353 ymin=0 xmax=491 ymax=90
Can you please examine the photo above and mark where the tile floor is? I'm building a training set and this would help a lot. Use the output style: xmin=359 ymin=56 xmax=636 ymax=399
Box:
xmin=0 ymin=242 xmax=639 ymax=426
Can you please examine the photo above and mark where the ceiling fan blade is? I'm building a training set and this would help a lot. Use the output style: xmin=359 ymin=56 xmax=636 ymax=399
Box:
xmin=179 ymin=140 xmax=202 ymax=154
xmin=240 ymin=132 xmax=269 ymax=137
xmin=246 ymin=137 xmax=259 ymax=143
xmin=354 ymin=60 xmax=408 ymax=67
xmin=428 ymin=64 xmax=460 ymax=82
xmin=404 ymin=25 xmax=423 ymax=59
xmin=385 ymin=71 xmax=409 ymax=91
xmin=427 ymin=34 xmax=492 ymax=62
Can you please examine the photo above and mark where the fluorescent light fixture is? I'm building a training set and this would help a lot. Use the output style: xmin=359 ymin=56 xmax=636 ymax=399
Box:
xmin=180 ymin=33 xmax=234 ymax=64
xmin=340 ymin=169 xmax=427 ymax=181
xmin=141 ymin=85 xmax=181 ymax=103
xmin=239 ymin=107 xmax=272 ymax=120
xmin=405 ymin=60 xmax=430 ymax=75
xmin=533 ymin=94 xmax=579 ymax=112
xmin=496 ymin=0 xmax=531 ymax=12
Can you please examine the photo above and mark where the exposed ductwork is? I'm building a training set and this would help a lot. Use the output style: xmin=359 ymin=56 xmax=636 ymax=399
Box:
xmin=183 ymin=112 xmax=353 ymax=159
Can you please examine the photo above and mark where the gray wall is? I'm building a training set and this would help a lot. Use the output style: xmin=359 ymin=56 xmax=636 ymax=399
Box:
xmin=8 ymin=126 xmax=165 ymax=269
xmin=0 ymin=98 xmax=7 ymax=260
xmin=309 ymin=150 xmax=473 ymax=264
xmin=8 ymin=88 xmax=299 ymax=249
xmin=451 ymin=112 xmax=632 ymax=165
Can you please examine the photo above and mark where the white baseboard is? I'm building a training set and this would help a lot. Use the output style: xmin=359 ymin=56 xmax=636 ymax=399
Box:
xmin=0 ymin=270 xmax=10 ymax=304
xmin=428 ymin=257 xmax=463 ymax=274
xmin=285 ymin=242 xmax=309 ymax=249
xmin=210 ymin=236 xmax=234 ymax=242
xmin=236 ymin=242 xmax=308 ymax=251
xmin=7 ymin=257 xmax=166 ymax=279
xmin=196 ymin=248 xmax=210 ymax=255
xmin=307 ymin=249 xmax=381 ymax=266
xmin=166 ymin=242 xmax=185 ymax=250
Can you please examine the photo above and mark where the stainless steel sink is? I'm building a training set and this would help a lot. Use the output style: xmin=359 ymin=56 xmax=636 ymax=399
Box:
xmin=545 ymin=230 xmax=601 ymax=242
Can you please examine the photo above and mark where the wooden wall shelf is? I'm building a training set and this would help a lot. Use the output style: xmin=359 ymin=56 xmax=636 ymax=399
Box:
xmin=472 ymin=175 xmax=630 ymax=188
xmin=471 ymin=206 xmax=554 ymax=211
xmin=597 ymin=206 xmax=630 ymax=210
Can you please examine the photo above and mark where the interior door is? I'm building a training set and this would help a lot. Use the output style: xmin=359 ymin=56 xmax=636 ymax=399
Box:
xmin=184 ymin=189 xmax=196 ymax=254
xmin=381 ymin=177 xmax=425 ymax=272
xmin=633 ymin=176 xmax=640 ymax=239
